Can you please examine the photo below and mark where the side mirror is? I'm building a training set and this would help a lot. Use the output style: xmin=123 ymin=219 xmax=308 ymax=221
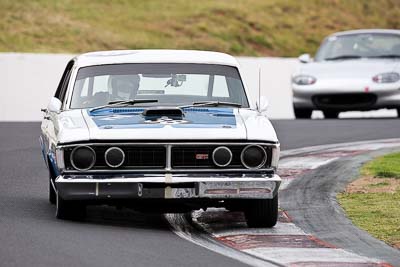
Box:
xmin=47 ymin=97 xmax=62 ymax=113
xmin=298 ymin=53 xmax=311 ymax=63
xmin=256 ymin=96 xmax=269 ymax=113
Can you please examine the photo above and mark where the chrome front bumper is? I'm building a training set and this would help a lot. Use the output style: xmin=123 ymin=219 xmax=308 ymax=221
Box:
xmin=55 ymin=173 xmax=281 ymax=201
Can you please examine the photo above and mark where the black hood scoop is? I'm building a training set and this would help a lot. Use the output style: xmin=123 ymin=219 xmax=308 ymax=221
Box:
xmin=142 ymin=107 xmax=184 ymax=118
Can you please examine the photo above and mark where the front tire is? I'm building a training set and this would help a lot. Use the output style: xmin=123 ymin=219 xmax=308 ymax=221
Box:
xmin=294 ymin=107 xmax=312 ymax=119
xmin=56 ymin=193 xmax=86 ymax=221
xmin=49 ymin=178 xmax=56 ymax=205
xmin=244 ymin=195 xmax=278 ymax=228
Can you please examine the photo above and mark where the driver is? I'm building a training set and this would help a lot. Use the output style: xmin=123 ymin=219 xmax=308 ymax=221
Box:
xmin=108 ymin=74 xmax=141 ymax=101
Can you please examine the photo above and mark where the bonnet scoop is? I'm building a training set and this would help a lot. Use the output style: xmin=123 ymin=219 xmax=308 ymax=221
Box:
xmin=142 ymin=107 xmax=184 ymax=118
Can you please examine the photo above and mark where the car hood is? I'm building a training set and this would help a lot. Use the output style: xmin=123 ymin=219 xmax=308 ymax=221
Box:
xmin=296 ymin=59 xmax=400 ymax=79
xmin=56 ymin=107 xmax=278 ymax=143
xmin=51 ymin=107 xmax=278 ymax=143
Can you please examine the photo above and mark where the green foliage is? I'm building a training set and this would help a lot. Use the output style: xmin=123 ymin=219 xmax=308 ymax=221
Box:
xmin=339 ymin=151 xmax=400 ymax=248
xmin=1 ymin=0 xmax=399 ymax=55
xmin=338 ymin=191 xmax=400 ymax=248
xmin=363 ymin=152 xmax=400 ymax=179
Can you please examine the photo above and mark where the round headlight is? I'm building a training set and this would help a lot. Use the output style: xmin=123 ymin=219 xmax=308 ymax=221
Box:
xmin=70 ymin=146 xmax=96 ymax=171
xmin=105 ymin=147 xmax=125 ymax=168
xmin=241 ymin=145 xmax=267 ymax=169
xmin=292 ymin=75 xmax=317 ymax=85
xmin=212 ymin=146 xmax=232 ymax=167
xmin=372 ymin=72 xmax=400 ymax=83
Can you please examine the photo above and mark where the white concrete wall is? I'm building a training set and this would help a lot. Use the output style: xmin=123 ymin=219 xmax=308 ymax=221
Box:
xmin=0 ymin=53 xmax=298 ymax=121
xmin=0 ymin=53 xmax=394 ymax=121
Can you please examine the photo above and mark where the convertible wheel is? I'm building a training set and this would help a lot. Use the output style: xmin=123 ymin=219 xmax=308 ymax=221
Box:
xmin=56 ymin=194 xmax=86 ymax=221
xmin=323 ymin=110 xmax=339 ymax=119
xmin=244 ymin=195 xmax=278 ymax=228
xmin=294 ymin=108 xmax=312 ymax=119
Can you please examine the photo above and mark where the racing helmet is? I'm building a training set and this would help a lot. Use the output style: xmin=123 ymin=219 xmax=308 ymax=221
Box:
xmin=108 ymin=74 xmax=141 ymax=100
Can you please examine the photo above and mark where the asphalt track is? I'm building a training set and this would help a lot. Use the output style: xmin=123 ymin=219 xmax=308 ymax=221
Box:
xmin=281 ymin=148 xmax=400 ymax=266
xmin=0 ymin=119 xmax=399 ymax=267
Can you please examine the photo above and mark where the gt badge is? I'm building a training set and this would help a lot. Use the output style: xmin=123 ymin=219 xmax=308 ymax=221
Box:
xmin=196 ymin=154 xmax=209 ymax=160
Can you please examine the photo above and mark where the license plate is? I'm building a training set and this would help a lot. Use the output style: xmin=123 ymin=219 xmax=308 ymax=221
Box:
xmin=172 ymin=188 xmax=195 ymax=198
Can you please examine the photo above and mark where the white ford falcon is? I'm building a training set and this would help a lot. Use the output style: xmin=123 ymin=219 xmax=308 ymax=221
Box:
xmin=40 ymin=50 xmax=281 ymax=227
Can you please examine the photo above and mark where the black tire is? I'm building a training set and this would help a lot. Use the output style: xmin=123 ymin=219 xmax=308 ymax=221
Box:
xmin=48 ymin=163 xmax=57 ymax=205
xmin=244 ymin=195 xmax=278 ymax=228
xmin=56 ymin=193 xmax=86 ymax=221
xmin=294 ymin=108 xmax=312 ymax=119
xmin=323 ymin=110 xmax=339 ymax=119
xmin=397 ymin=108 xmax=400 ymax=118
xmin=49 ymin=178 xmax=56 ymax=205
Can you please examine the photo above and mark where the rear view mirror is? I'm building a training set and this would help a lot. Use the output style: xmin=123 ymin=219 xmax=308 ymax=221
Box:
xmin=165 ymin=74 xmax=186 ymax=87
xmin=47 ymin=97 xmax=62 ymax=113
xmin=298 ymin=53 xmax=311 ymax=63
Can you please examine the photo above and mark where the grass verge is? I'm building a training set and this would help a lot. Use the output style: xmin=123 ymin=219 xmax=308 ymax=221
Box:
xmin=338 ymin=152 xmax=400 ymax=249
xmin=1 ymin=0 xmax=400 ymax=56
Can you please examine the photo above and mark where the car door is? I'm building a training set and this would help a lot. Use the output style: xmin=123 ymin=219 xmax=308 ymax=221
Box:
xmin=40 ymin=60 xmax=75 ymax=164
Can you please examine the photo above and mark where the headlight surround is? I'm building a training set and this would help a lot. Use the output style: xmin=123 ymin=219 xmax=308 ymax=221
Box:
xmin=105 ymin=147 xmax=125 ymax=168
xmin=212 ymin=146 xmax=233 ymax=167
xmin=372 ymin=72 xmax=400 ymax=83
xmin=292 ymin=75 xmax=317 ymax=85
xmin=70 ymin=146 xmax=96 ymax=171
xmin=241 ymin=145 xmax=267 ymax=169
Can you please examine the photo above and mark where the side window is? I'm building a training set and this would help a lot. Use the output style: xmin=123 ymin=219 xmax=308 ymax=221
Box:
xmin=54 ymin=60 xmax=74 ymax=103
xmin=212 ymin=75 xmax=230 ymax=97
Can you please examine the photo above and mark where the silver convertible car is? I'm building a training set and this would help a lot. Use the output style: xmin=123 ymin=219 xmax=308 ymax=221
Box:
xmin=292 ymin=29 xmax=400 ymax=118
xmin=40 ymin=50 xmax=281 ymax=228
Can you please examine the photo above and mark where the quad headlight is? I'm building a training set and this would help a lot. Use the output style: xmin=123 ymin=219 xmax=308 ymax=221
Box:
xmin=241 ymin=145 xmax=267 ymax=169
xmin=105 ymin=147 xmax=125 ymax=168
xmin=212 ymin=146 xmax=233 ymax=167
xmin=70 ymin=146 xmax=96 ymax=171
xmin=372 ymin=72 xmax=400 ymax=83
xmin=292 ymin=75 xmax=317 ymax=85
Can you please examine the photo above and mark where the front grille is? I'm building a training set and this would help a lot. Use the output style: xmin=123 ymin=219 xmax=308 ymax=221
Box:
xmin=64 ymin=146 xmax=166 ymax=170
xmin=171 ymin=146 xmax=243 ymax=168
xmin=63 ymin=143 xmax=274 ymax=172
xmin=313 ymin=93 xmax=377 ymax=110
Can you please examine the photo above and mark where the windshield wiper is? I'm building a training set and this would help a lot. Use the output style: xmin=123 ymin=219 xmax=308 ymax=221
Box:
xmin=180 ymin=101 xmax=242 ymax=109
xmin=368 ymin=54 xmax=400 ymax=59
xmin=90 ymin=99 xmax=158 ymax=112
xmin=324 ymin=55 xmax=362 ymax=61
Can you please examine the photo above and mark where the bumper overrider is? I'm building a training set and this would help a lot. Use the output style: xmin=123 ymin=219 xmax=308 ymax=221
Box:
xmin=55 ymin=173 xmax=281 ymax=201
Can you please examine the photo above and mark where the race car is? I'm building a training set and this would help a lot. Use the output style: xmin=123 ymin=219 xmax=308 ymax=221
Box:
xmin=40 ymin=50 xmax=281 ymax=227
xmin=292 ymin=29 xmax=400 ymax=119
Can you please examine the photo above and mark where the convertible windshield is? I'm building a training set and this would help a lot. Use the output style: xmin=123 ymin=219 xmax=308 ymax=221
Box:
xmin=70 ymin=63 xmax=249 ymax=109
xmin=315 ymin=33 xmax=400 ymax=62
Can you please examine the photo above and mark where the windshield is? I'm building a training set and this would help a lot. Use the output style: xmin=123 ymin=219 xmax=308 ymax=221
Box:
xmin=70 ymin=63 xmax=249 ymax=109
xmin=315 ymin=33 xmax=400 ymax=61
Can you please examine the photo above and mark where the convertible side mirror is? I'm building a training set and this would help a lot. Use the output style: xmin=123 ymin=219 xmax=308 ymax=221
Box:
xmin=47 ymin=97 xmax=62 ymax=113
xmin=256 ymin=96 xmax=269 ymax=113
xmin=298 ymin=53 xmax=311 ymax=63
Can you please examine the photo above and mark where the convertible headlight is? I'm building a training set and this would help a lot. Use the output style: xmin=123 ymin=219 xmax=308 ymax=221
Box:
xmin=292 ymin=75 xmax=316 ymax=85
xmin=372 ymin=72 xmax=400 ymax=83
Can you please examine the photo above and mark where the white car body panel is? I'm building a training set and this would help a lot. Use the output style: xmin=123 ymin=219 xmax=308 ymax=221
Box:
xmin=292 ymin=29 xmax=400 ymax=115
